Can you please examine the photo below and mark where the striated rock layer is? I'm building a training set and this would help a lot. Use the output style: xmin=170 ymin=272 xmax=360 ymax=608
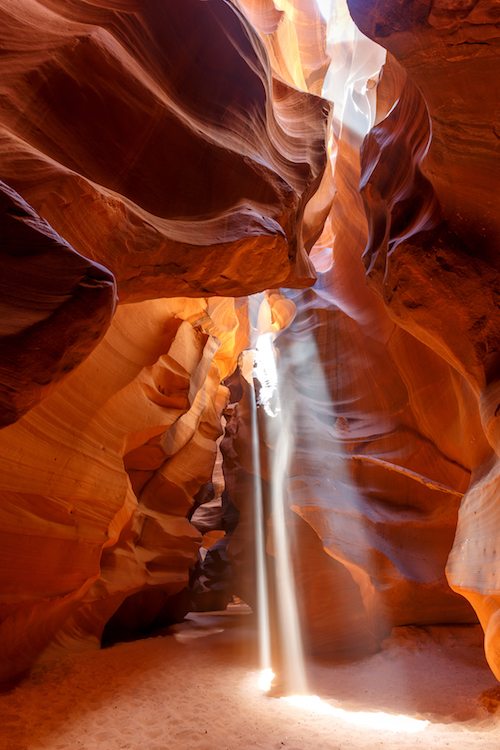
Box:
xmin=346 ymin=0 xmax=500 ymax=677
xmin=2 ymin=0 xmax=500 ymax=686
xmin=0 ymin=0 xmax=331 ymax=301
xmin=0 ymin=181 xmax=116 ymax=426
xmin=0 ymin=0 xmax=331 ymax=683
xmin=223 ymin=0 xmax=500 ymax=669
xmin=0 ymin=296 xmax=243 ymax=680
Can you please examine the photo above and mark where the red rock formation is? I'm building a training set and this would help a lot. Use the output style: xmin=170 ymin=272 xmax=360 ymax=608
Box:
xmin=345 ymin=0 xmax=500 ymax=677
xmin=237 ymin=0 xmax=331 ymax=94
xmin=223 ymin=0 xmax=498 ymax=667
xmin=0 ymin=296 xmax=244 ymax=681
xmin=0 ymin=181 xmax=116 ymax=426
xmin=2 ymin=0 xmax=500 ymax=689
xmin=225 ymin=284 xmax=484 ymax=660
xmin=0 ymin=0 xmax=331 ymax=683
xmin=0 ymin=0 xmax=331 ymax=301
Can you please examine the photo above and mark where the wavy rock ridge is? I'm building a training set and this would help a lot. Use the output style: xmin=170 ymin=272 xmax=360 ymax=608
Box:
xmin=223 ymin=0 xmax=500 ymax=677
xmin=347 ymin=0 xmax=500 ymax=677
xmin=0 ymin=0 xmax=329 ymax=683
xmin=2 ymin=0 xmax=500 ymax=688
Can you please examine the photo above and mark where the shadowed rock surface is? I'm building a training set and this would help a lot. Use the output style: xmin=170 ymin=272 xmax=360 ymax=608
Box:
xmin=0 ymin=181 xmax=116 ymax=425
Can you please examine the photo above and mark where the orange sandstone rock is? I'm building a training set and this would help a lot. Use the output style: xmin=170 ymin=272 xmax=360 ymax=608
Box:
xmin=220 ymin=3 xmax=490 ymax=663
xmin=0 ymin=297 xmax=244 ymax=680
xmin=347 ymin=0 xmax=500 ymax=677
xmin=0 ymin=181 xmax=116 ymax=426
xmin=0 ymin=0 xmax=331 ymax=683
xmin=0 ymin=0 xmax=331 ymax=301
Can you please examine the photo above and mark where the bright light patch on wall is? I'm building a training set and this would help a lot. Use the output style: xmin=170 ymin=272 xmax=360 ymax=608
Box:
xmin=254 ymin=333 xmax=279 ymax=418
xmin=282 ymin=695 xmax=430 ymax=734
xmin=319 ymin=0 xmax=386 ymax=137
xmin=316 ymin=0 xmax=333 ymax=19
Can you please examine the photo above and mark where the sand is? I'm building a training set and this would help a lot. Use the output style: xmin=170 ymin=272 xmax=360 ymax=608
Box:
xmin=1 ymin=606 xmax=500 ymax=750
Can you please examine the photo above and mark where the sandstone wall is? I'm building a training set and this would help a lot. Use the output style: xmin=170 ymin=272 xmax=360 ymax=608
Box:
xmin=224 ymin=0 xmax=500 ymax=672
xmin=346 ymin=0 xmax=500 ymax=677
xmin=0 ymin=0 xmax=329 ymax=684
xmin=2 ymin=0 xmax=500 ymax=686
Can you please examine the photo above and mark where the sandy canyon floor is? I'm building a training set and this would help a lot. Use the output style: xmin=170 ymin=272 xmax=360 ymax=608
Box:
xmin=2 ymin=606 xmax=500 ymax=750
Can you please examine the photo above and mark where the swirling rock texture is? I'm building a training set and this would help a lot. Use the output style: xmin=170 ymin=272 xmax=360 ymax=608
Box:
xmin=0 ymin=0 xmax=330 ymax=683
xmin=0 ymin=180 xmax=116 ymax=426
xmin=3 ymin=0 xmax=500 ymax=688
xmin=0 ymin=0 xmax=330 ymax=300
xmin=344 ymin=0 xmax=500 ymax=677
xmin=0 ymin=296 xmax=244 ymax=681
xmin=224 ymin=0 xmax=500 ymax=673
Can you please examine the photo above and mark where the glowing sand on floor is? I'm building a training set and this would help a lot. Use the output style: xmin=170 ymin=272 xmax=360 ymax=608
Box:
xmin=282 ymin=694 xmax=430 ymax=734
xmin=257 ymin=670 xmax=429 ymax=734
xmin=258 ymin=668 xmax=275 ymax=692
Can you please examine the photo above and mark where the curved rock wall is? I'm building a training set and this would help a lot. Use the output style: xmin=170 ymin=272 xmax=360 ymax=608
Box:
xmin=223 ymin=0 xmax=500 ymax=668
xmin=2 ymin=0 xmax=500 ymax=686
xmin=0 ymin=296 xmax=239 ymax=680
xmin=346 ymin=0 xmax=500 ymax=677
xmin=0 ymin=181 xmax=116 ymax=426
xmin=0 ymin=0 xmax=330 ymax=684
xmin=0 ymin=0 xmax=330 ymax=302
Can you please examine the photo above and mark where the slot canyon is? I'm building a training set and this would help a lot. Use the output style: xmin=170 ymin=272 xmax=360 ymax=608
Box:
xmin=1 ymin=0 xmax=500 ymax=748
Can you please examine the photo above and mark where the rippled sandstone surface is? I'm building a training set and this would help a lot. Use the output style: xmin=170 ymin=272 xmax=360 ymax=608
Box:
xmin=0 ymin=0 xmax=330 ymax=302
xmin=0 ymin=0 xmax=329 ymax=683
xmin=223 ymin=0 xmax=500 ymax=680
xmin=2 ymin=0 xmax=500 ymax=689
xmin=346 ymin=0 xmax=500 ymax=678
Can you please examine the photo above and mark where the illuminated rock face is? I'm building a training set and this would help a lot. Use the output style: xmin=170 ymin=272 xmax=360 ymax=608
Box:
xmin=223 ymin=0 xmax=499 ymax=666
xmin=225 ymin=286 xmax=484 ymax=659
xmin=0 ymin=297 xmax=241 ymax=681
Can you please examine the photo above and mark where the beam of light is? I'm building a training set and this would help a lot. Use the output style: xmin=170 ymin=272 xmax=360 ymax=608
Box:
xmin=269 ymin=402 xmax=308 ymax=695
xmin=316 ymin=0 xmax=334 ymax=20
xmin=249 ymin=294 xmax=308 ymax=696
xmin=253 ymin=319 xmax=308 ymax=695
xmin=320 ymin=0 xmax=386 ymax=138
xmin=272 ymin=310 xmax=428 ymax=735
xmin=244 ymin=295 xmax=279 ymax=680
xmin=250 ymin=373 xmax=272 ymax=674
xmin=282 ymin=695 xmax=430 ymax=734
xmin=242 ymin=343 xmax=273 ymax=677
